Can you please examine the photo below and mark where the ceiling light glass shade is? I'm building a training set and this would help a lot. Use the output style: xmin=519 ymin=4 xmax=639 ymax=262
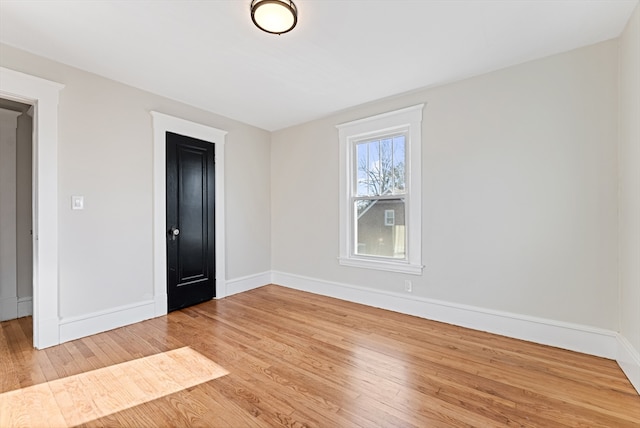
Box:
xmin=251 ymin=0 xmax=297 ymax=35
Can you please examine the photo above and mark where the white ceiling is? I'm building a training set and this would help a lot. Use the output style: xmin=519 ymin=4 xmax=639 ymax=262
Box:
xmin=1 ymin=0 xmax=637 ymax=131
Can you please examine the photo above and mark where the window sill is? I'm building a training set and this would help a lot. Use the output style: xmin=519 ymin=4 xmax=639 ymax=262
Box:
xmin=338 ymin=257 xmax=424 ymax=275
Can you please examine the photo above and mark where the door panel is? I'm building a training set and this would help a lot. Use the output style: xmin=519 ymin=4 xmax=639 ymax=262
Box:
xmin=166 ymin=132 xmax=215 ymax=312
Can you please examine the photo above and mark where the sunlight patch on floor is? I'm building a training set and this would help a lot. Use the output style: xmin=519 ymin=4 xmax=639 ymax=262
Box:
xmin=0 ymin=346 xmax=228 ymax=427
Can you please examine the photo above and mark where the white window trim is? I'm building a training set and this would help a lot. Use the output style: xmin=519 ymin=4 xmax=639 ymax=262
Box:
xmin=337 ymin=104 xmax=424 ymax=275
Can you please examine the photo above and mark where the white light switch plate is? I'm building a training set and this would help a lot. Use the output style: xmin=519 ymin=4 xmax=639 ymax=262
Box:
xmin=71 ymin=195 xmax=84 ymax=210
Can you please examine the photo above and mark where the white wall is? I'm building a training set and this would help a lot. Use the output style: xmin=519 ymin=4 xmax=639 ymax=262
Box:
xmin=0 ymin=43 xmax=271 ymax=321
xmin=0 ymin=108 xmax=19 ymax=321
xmin=618 ymin=3 xmax=640 ymax=392
xmin=16 ymin=111 xmax=32 ymax=303
xmin=272 ymin=40 xmax=619 ymax=331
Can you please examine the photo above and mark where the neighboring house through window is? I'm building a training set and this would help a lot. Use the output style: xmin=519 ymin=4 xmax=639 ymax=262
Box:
xmin=337 ymin=104 xmax=424 ymax=274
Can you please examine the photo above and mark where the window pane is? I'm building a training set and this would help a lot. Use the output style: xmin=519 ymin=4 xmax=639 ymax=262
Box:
xmin=356 ymin=135 xmax=405 ymax=197
xmin=355 ymin=198 xmax=406 ymax=259
xmin=393 ymin=136 xmax=405 ymax=193
xmin=380 ymin=138 xmax=393 ymax=194
xmin=356 ymin=140 xmax=379 ymax=196
xmin=356 ymin=142 xmax=370 ymax=195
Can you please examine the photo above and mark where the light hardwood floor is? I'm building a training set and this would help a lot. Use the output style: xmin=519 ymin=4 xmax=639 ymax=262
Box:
xmin=1 ymin=284 xmax=639 ymax=427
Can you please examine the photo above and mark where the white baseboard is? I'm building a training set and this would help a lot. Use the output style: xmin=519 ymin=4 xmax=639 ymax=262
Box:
xmin=17 ymin=296 xmax=32 ymax=317
xmin=59 ymin=300 xmax=156 ymax=343
xmin=0 ymin=296 xmax=18 ymax=321
xmin=225 ymin=271 xmax=271 ymax=297
xmin=52 ymin=270 xmax=270 ymax=345
xmin=271 ymin=271 xmax=618 ymax=359
xmin=617 ymin=334 xmax=640 ymax=394
xmin=0 ymin=296 xmax=33 ymax=320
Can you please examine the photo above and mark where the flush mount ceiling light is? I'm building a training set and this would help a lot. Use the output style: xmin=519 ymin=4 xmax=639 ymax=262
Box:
xmin=251 ymin=0 xmax=298 ymax=35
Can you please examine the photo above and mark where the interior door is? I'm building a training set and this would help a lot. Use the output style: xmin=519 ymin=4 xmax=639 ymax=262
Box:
xmin=166 ymin=131 xmax=215 ymax=312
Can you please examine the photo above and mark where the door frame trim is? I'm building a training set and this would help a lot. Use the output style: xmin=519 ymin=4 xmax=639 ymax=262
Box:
xmin=151 ymin=112 xmax=227 ymax=316
xmin=0 ymin=67 xmax=64 ymax=349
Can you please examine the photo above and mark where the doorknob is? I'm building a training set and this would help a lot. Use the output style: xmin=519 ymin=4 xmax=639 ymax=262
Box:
xmin=169 ymin=227 xmax=180 ymax=240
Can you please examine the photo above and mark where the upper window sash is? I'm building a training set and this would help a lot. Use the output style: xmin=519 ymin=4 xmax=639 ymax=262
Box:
xmin=353 ymin=130 xmax=408 ymax=198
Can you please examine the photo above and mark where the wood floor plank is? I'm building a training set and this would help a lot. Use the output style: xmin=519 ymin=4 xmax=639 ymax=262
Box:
xmin=0 ymin=323 xmax=20 ymax=393
xmin=1 ymin=284 xmax=639 ymax=427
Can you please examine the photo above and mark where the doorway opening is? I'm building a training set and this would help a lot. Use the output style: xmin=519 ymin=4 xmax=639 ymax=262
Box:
xmin=0 ymin=99 xmax=33 ymax=324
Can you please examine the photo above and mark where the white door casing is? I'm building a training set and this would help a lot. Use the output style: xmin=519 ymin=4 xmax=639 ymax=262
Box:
xmin=151 ymin=111 xmax=227 ymax=315
xmin=0 ymin=67 xmax=64 ymax=349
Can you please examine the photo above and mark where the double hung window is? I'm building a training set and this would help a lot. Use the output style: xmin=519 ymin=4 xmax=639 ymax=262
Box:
xmin=337 ymin=104 xmax=424 ymax=274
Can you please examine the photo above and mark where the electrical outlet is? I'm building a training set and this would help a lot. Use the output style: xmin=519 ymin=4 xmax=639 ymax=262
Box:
xmin=404 ymin=280 xmax=412 ymax=292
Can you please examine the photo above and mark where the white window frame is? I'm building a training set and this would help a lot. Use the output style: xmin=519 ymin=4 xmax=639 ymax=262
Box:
xmin=337 ymin=104 xmax=424 ymax=275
